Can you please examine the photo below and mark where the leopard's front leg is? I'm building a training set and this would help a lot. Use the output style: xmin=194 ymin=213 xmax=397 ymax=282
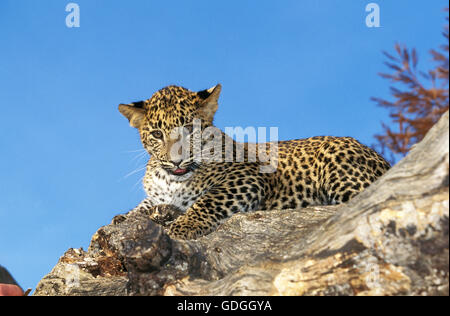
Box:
xmin=167 ymin=185 xmax=264 ymax=240
xmin=113 ymin=198 xmax=182 ymax=226
xmin=130 ymin=198 xmax=155 ymax=216
xmin=148 ymin=204 xmax=183 ymax=226
xmin=133 ymin=199 xmax=183 ymax=225
xmin=112 ymin=198 xmax=155 ymax=224
xmin=167 ymin=204 xmax=219 ymax=240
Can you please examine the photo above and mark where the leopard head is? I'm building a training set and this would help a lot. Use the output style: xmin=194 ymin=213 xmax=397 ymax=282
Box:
xmin=119 ymin=84 xmax=222 ymax=177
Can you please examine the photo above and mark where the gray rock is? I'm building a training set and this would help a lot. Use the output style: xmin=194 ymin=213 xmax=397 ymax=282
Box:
xmin=34 ymin=111 xmax=449 ymax=296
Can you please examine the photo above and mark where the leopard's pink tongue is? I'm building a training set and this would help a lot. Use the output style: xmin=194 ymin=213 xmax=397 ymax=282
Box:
xmin=173 ymin=168 xmax=188 ymax=175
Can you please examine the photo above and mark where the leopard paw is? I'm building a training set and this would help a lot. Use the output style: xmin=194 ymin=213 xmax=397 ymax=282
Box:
xmin=166 ymin=217 xmax=209 ymax=240
xmin=148 ymin=204 xmax=183 ymax=227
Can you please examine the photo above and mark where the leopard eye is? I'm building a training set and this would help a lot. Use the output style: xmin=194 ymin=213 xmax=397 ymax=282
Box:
xmin=151 ymin=130 xmax=163 ymax=139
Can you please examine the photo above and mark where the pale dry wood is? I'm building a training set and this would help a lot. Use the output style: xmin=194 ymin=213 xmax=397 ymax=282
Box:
xmin=34 ymin=112 xmax=449 ymax=296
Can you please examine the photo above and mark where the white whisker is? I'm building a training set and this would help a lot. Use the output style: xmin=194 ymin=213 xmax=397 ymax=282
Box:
xmin=131 ymin=151 xmax=148 ymax=164
xmin=123 ymin=148 xmax=147 ymax=153
xmin=131 ymin=175 xmax=145 ymax=192
xmin=123 ymin=166 xmax=147 ymax=179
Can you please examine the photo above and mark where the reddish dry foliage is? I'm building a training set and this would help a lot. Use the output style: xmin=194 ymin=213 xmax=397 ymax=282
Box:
xmin=372 ymin=9 xmax=449 ymax=161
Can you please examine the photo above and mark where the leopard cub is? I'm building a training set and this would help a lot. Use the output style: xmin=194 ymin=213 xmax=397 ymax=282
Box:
xmin=119 ymin=84 xmax=390 ymax=239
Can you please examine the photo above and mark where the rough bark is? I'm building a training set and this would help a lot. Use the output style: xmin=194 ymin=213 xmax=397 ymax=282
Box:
xmin=34 ymin=111 xmax=449 ymax=296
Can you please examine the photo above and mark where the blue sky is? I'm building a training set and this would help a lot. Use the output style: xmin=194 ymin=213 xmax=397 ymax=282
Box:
xmin=0 ymin=0 xmax=447 ymax=290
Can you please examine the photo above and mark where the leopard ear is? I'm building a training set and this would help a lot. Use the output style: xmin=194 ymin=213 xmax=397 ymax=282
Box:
xmin=197 ymin=84 xmax=222 ymax=122
xmin=118 ymin=101 xmax=146 ymax=129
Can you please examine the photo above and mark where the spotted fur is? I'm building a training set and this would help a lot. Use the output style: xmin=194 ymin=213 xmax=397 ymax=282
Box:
xmin=119 ymin=84 xmax=390 ymax=240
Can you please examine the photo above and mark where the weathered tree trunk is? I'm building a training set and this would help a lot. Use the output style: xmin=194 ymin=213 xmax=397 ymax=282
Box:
xmin=34 ymin=111 xmax=449 ymax=296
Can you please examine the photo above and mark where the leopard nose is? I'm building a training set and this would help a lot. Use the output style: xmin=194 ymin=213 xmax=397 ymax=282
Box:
xmin=170 ymin=159 xmax=182 ymax=167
